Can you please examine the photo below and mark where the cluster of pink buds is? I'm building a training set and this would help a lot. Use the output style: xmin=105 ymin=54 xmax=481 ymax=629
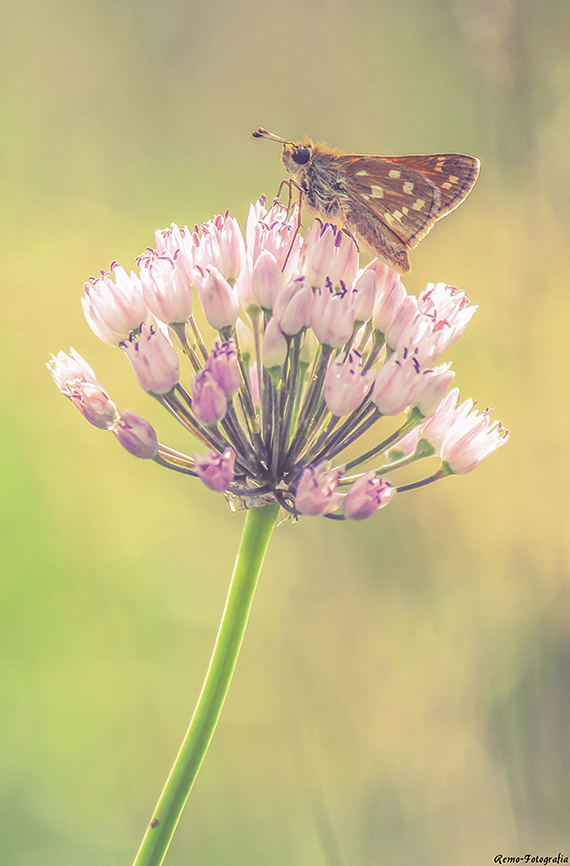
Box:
xmin=48 ymin=197 xmax=508 ymax=520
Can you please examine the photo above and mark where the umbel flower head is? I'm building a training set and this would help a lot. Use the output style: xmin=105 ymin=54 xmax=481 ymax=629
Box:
xmin=48 ymin=198 xmax=508 ymax=520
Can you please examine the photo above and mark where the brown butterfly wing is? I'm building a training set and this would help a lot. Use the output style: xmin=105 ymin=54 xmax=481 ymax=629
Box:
xmin=335 ymin=153 xmax=479 ymax=266
xmin=385 ymin=153 xmax=480 ymax=218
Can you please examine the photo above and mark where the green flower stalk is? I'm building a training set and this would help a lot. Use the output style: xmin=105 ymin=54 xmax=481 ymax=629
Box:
xmin=132 ymin=502 xmax=279 ymax=866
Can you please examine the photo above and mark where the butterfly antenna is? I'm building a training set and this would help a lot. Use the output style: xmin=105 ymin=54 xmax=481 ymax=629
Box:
xmin=252 ymin=127 xmax=290 ymax=144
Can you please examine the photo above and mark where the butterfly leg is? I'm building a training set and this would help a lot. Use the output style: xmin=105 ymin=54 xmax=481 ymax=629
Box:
xmin=279 ymin=180 xmax=305 ymax=273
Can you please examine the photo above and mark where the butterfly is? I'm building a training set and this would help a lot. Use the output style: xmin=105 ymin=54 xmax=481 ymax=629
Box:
xmin=252 ymin=127 xmax=480 ymax=274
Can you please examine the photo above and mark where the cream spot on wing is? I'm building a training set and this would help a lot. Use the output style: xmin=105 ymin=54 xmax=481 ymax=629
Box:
xmin=388 ymin=169 xmax=401 ymax=179
xmin=403 ymin=181 xmax=414 ymax=194
xmin=370 ymin=185 xmax=384 ymax=198
xmin=441 ymin=182 xmax=452 ymax=189
xmin=383 ymin=212 xmax=395 ymax=225
xmin=449 ymin=175 xmax=459 ymax=183
xmin=402 ymin=206 xmax=409 ymax=215
xmin=412 ymin=199 xmax=426 ymax=211
xmin=393 ymin=210 xmax=403 ymax=220
xmin=356 ymin=170 xmax=368 ymax=177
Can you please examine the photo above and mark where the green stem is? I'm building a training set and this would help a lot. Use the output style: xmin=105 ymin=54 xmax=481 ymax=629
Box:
xmin=132 ymin=502 xmax=280 ymax=866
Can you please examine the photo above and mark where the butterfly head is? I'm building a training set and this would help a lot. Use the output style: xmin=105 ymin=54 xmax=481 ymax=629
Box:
xmin=252 ymin=127 xmax=314 ymax=176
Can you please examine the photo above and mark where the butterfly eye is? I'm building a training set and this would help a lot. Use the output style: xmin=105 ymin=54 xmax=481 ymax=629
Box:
xmin=292 ymin=147 xmax=311 ymax=166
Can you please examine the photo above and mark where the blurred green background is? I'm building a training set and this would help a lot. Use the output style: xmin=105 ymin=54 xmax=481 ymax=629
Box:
xmin=2 ymin=0 xmax=569 ymax=863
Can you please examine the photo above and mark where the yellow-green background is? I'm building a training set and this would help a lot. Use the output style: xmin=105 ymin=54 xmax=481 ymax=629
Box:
xmin=2 ymin=1 xmax=569 ymax=863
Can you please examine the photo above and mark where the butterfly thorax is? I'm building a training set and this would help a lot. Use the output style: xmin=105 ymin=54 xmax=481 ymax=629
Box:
xmin=281 ymin=141 xmax=348 ymax=221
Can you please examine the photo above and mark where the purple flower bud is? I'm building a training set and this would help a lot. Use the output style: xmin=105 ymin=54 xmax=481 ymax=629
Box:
xmin=190 ymin=370 xmax=228 ymax=425
xmin=343 ymin=472 xmax=396 ymax=520
xmin=194 ymin=267 xmax=239 ymax=330
xmin=206 ymin=339 xmax=242 ymax=397
xmin=194 ymin=447 xmax=236 ymax=491
xmin=273 ymin=278 xmax=313 ymax=336
xmin=323 ymin=351 xmax=374 ymax=416
xmin=82 ymin=265 xmax=148 ymax=345
xmin=113 ymin=410 xmax=158 ymax=459
xmin=310 ymin=283 xmax=357 ymax=348
xmin=295 ymin=461 xmax=345 ymax=516
xmin=121 ymin=323 xmax=180 ymax=394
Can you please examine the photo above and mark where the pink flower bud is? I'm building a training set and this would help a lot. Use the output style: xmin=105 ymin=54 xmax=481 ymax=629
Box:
xmin=138 ymin=249 xmax=192 ymax=325
xmin=419 ymin=388 xmax=462 ymax=452
xmin=194 ymin=212 xmax=245 ymax=281
xmin=113 ymin=410 xmax=158 ymax=459
xmin=194 ymin=267 xmax=239 ymax=330
xmin=372 ymin=269 xmax=406 ymax=334
xmin=190 ymin=370 xmax=228 ymax=425
xmin=273 ymin=278 xmax=313 ymax=336
xmin=246 ymin=199 xmax=302 ymax=283
xmin=311 ymin=283 xmax=357 ymax=348
xmin=343 ymin=472 xmax=396 ymax=520
xmin=194 ymin=447 xmax=236 ymax=491
xmin=372 ymin=352 xmax=421 ymax=415
xmin=303 ymin=222 xmax=358 ymax=288
xmin=251 ymin=250 xmax=283 ymax=311
xmin=154 ymin=223 xmax=196 ymax=280
xmin=417 ymin=282 xmax=478 ymax=361
xmin=234 ymin=261 xmax=258 ymax=313
xmin=385 ymin=295 xmax=427 ymax=352
xmin=249 ymin=362 xmax=260 ymax=406
xmin=63 ymin=380 xmax=118 ymax=429
xmin=440 ymin=404 xmax=509 ymax=474
xmin=295 ymin=461 xmax=345 ymax=516
xmin=82 ymin=265 xmax=148 ymax=345
xmin=205 ymin=339 xmax=242 ymax=397
xmin=262 ymin=318 xmax=288 ymax=370
xmin=48 ymin=349 xmax=117 ymax=428
xmin=324 ymin=351 xmax=374 ymax=416
xmin=121 ymin=323 xmax=180 ymax=394
xmin=235 ymin=317 xmax=255 ymax=361
xmin=47 ymin=348 xmax=97 ymax=390
xmin=412 ymin=362 xmax=455 ymax=416
xmin=385 ymin=426 xmax=420 ymax=460
xmin=351 ymin=267 xmax=377 ymax=323
xmin=300 ymin=328 xmax=319 ymax=364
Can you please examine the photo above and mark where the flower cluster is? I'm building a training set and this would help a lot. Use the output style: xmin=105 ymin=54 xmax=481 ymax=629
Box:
xmin=48 ymin=198 xmax=508 ymax=520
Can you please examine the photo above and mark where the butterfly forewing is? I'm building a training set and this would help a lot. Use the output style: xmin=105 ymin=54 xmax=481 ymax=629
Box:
xmin=384 ymin=153 xmax=480 ymax=218
xmin=339 ymin=153 xmax=479 ymax=250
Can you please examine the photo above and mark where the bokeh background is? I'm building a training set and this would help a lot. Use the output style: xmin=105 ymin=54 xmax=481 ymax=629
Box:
xmin=2 ymin=0 xmax=570 ymax=863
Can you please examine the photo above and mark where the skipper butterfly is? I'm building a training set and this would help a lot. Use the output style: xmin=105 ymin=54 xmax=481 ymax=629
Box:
xmin=253 ymin=127 xmax=480 ymax=273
